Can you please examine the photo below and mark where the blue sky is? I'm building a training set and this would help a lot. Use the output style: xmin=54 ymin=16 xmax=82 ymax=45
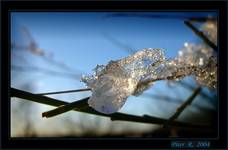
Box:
xmin=10 ymin=12 xmax=217 ymax=136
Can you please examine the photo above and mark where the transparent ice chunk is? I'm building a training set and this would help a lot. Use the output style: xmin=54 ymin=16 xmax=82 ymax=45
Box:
xmin=157 ymin=43 xmax=217 ymax=89
xmin=81 ymin=48 xmax=166 ymax=114
xmin=81 ymin=45 xmax=217 ymax=114
xmin=177 ymin=43 xmax=217 ymax=89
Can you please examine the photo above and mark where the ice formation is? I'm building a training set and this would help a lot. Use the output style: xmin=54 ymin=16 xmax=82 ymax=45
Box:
xmin=177 ymin=43 xmax=217 ymax=89
xmin=81 ymin=20 xmax=217 ymax=114
xmin=82 ymin=46 xmax=217 ymax=114
xmin=157 ymin=20 xmax=217 ymax=89
xmin=81 ymin=48 xmax=166 ymax=114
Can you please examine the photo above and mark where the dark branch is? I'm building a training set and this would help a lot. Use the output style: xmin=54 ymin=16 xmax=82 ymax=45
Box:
xmin=168 ymin=86 xmax=201 ymax=122
xmin=184 ymin=20 xmax=217 ymax=52
xmin=11 ymin=88 xmax=211 ymax=129
xmin=37 ymin=88 xmax=91 ymax=95
xmin=178 ymin=81 xmax=215 ymax=103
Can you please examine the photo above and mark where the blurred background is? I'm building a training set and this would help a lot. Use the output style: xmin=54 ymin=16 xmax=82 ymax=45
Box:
xmin=11 ymin=12 xmax=217 ymax=137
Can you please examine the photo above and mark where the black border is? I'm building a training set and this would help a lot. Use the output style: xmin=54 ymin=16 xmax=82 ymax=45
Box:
xmin=1 ymin=0 xmax=227 ymax=149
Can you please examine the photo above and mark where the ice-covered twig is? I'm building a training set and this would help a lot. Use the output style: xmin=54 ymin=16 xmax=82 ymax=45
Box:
xmin=82 ymin=48 xmax=167 ymax=114
xmin=82 ymin=47 xmax=217 ymax=114
xmin=40 ymin=82 xmax=207 ymax=118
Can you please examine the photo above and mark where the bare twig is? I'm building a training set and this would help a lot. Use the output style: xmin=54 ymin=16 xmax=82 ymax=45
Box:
xmin=37 ymin=88 xmax=91 ymax=96
xmin=178 ymin=81 xmax=215 ymax=103
xmin=42 ymin=98 xmax=90 ymax=118
xmin=37 ymin=86 xmax=210 ymax=117
xmin=11 ymin=88 xmax=211 ymax=129
xmin=168 ymin=86 xmax=201 ymax=122
xmin=11 ymin=87 xmax=88 ymax=108
xmin=42 ymin=85 xmax=208 ymax=118
xmin=184 ymin=20 xmax=217 ymax=52
xmin=142 ymin=93 xmax=213 ymax=112
xmin=42 ymin=72 xmax=187 ymax=117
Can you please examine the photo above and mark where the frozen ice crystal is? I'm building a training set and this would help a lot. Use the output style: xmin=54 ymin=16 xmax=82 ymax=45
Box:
xmin=81 ymin=48 xmax=166 ymax=114
xmin=177 ymin=43 xmax=217 ymax=89
xmin=157 ymin=43 xmax=217 ymax=89
xmin=81 ymin=44 xmax=217 ymax=114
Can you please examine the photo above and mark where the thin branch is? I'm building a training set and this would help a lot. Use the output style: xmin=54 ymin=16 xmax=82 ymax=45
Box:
xmin=42 ymin=85 xmax=207 ymax=118
xmin=168 ymin=86 xmax=201 ymax=122
xmin=11 ymin=88 xmax=211 ymax=129
xmin=36 ymin=88 xmax=91 ymax=96
xmin=37 ymin=87 xmax=211 ymax=116
xmin=43 ymin=70 xmax=186 ymax=117
xmin=111 ymin=114 xmax=210 ymax=130
xmin=142 ymin=93 xmax=213 ymax=112
xmin=184 ymin=20 xmax=217 ymax=52
xmin=42 ymin=98 xmax=90 ymax=118
xmin=37 ymin=67 xmax=208 ymax=118
xmin=177 ymin=81 xmax=215 ymax=103
xmin=11 ymin=87 xmax=88 ymax=108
